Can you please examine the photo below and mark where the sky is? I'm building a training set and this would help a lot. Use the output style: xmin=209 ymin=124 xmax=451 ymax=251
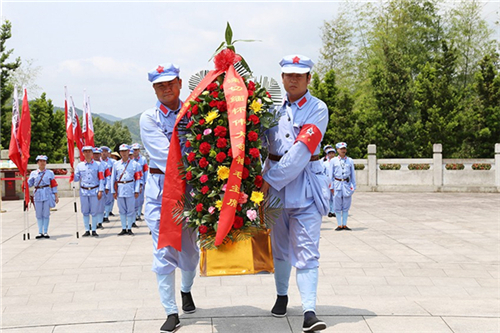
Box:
xmin=2 ymin=1 xmax=499 ymax=120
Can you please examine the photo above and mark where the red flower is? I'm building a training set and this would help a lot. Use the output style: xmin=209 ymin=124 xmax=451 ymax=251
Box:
xmin=214 ymin=126 xmax=227 ymax=137
xmin=248 ymin=81 xmax=256 ymax=91
xmin=216 ymin=138 xmax=228 ymax=149
xmin=214 ymin=48 xmax=242 ymax=71
xmin=227 ymin=148 xmax=233 ymax=158
xmin=248 ymin=90 xmax=254 ymax=97
xmin=242 ymin=167 xmax=249 ymax=179
xmin=195 ymin=97 xmax=201 ymax=102
xmin=196 ymin=134 xmax=202 ymax=141
xmin=244 ymin=157 xmax=251 ymax=165
xmin=236 ymin=204 xmax=242 ymax=212
xmin=200 ymin=175 xmax=208 ymax=183
xmin=217 ymin=101 xmax=227 ymax=112
xmin=196 ymin=203 xmax=203 ymax=212
xmin=216 ymin=152 xmax=226 ymax=163
xmin=207 ymin=82 xmax=218 ymax=92
xmin=187 ymin=111 xmax=192 ymax=119
xmin=233 ymin=215 xmax=244 ymax=229
xmin=200 ymin=142 xmax=211 ymax=155
xmin=254 ymin=175 xmax=263 ymax=188
xmin=211 ymin=91 xmax=219 ymax=98
xmin=199 ymin=119 xmax=205 ymax=125
xmin=201 ymin=186 xmax=209 ymax=195
xmin=248 ymin=115 xmax=260 ymax=125
xmin=249 ymin=148 xmax=260 ymax=158
xmin=199 ymin=157 xmax=209 ymax=168
xmin=186 ymin=171 xmax=193 ymax=180
xmin=266 ymin=91 xmax=272 ymax=98
xmin=199 ymin=225 xmax=208 ymax=234
xmin=192 ymin=104 xmax=199 ymax=115
xmin=186 ymin=120 xmax=194 ymax=129
xmin=209 ymin=100 xmax=217 ymax=108
xmin=248 ymin=131 xmax=258 ymax=142
xmin=185 ymin=141 xmax=191 ymax=148
xmin=187 ymin=152 xmax=196 ymax=163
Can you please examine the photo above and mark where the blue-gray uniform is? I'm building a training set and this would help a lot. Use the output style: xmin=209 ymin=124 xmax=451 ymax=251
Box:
xmin=93 ymin=148 xmax=108 ymax=228
xmin=330 ymin=142 xmax=356 ymax=227
xmin=140 ymin=97 xmax=198 ymax=316
xmin=28 ymin=158 xmax=58 ymax=236
xmin=133 ymin=151 xmax=148 ymax=218
xmin=110 ymin=155 xmax=142 ymax=231
xmin=102 ymin=156 xmax=116 ymax=219
xmin=74 ymin=158 xmax=105 ymax=232
xmin=323 ymin=147 xmax=336 ymax=215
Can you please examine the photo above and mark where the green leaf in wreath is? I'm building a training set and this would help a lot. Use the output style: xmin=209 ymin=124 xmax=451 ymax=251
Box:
xmin=225 ymin=22 xmax=233 ymax=45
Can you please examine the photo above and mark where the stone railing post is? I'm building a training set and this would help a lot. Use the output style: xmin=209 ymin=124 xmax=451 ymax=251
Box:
xmin=433 ymin=143 xmax=443 ymax=187
xmin=368 ymin=144 xmax=377 ymax=188
xmin=495 ymin=143 xmax=500 ymax=187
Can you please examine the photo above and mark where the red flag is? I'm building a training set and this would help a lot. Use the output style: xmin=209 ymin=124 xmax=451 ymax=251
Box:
xmin=8 ymin=87 xmax=23 ymax=175
xmin=65 ymin=87 xmax=75 ymax=181
xmin=82 ymin=91 xmax=95 ymax=147
xmin=17 ymin=88 xmax=31 ymax=207
xmin=70 ymin=96 xmax=84 ymax=157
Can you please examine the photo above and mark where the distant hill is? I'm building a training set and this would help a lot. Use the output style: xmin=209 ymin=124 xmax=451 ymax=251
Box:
xmin=53 ymin=106 xmax=142 ymax=144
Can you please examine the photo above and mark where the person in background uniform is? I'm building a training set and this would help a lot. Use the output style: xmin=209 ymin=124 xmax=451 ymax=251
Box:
xmin=131 ymin=143 xmax=148 ymax=223
xmin=324 ymin=147 xmax=337 ymax=218
xmin=28 ymin=155 xmax=59 ymax=239
xmin=101 ymin=146 xmax=116 ymax=222
xmin=110 ymin=144 xmax=142 ymax=236
xmin=331 ymin=142 xmax=356 ymax=231
xmin=261 ymin=55 xmax=328 ymax=332
xmin=140 ymin=63 xmax=198 ymax=333
xmin=93 ymin=147 xmax=107 ymax=230
xmin=73 ymin=146 xmax=104 ymax=237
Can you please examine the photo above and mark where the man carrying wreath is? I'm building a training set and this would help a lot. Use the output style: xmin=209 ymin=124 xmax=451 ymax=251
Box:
xmin=140 ymin=63 xmax=198 ymax=333
xmin=261 ymin=55 xmax=329 ymax=332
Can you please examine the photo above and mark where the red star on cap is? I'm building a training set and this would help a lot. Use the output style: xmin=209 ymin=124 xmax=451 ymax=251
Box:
xmin=292 ymin=56 xmax=301 ymax=64
xmin=156 ymin=66 xmax=164 ymax=73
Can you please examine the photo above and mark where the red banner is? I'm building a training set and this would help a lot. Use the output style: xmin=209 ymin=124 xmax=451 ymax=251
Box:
xmin=159 ymin=69 xmax=223 ymax=251
xmin=215 ymin=66 xmax=248 ymax=246
xmin=65 ymin=87 xmax=75 ymax=182
xmin=18 ymin=89 xmax=31 ymax=207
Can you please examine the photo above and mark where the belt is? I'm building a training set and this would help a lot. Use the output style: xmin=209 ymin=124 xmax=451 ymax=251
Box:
xmin=117 ymin=180 xmax=134 ymax=184
xmin=268 ymin=153 xmax=319 ymax=162
xmin=149 ymin=168 xmax=164 ymax=175
xmin=81 ymin=185 xmax=99 ymax=190
xmin=35 ymin=185 xmax=49 ymax=189
xmin=335 ymin=177 xmax=350 ymax=182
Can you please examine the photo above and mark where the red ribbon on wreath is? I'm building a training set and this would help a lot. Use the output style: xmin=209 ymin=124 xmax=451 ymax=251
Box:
xmin=159 ymin=49 xmax=248 ymax=251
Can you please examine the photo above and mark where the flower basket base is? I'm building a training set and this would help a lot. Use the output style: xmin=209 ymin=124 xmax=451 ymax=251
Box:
xmin=200 ymin=229 xmax=274 ymax=276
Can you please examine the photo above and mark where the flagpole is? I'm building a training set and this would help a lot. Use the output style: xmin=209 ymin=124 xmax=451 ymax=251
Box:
xmin=22 ymin=176 xmax=30 ymax=240
xmin=73 ymin=183 xmax=79 ymax=238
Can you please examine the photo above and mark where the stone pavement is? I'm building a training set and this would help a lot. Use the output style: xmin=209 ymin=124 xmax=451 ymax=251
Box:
xmin=1 ymin=192 xmax=499 ymax=333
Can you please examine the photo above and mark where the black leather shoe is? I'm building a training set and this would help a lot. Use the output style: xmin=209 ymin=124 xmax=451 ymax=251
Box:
xmin=109 ymin=212 xmax=115 ymax=216
xmin=43 ymin=234 xmax=50 ymax=239
xmin=97 ymin=223 xmax=104 ymax=229
xmin=335 ymin=226 xmax=343 ymax=231
xmin=332 ymin=212 xmax=336 ymax=217
xmin=135 ymin=216 xmax=140 ymax=221
xmin=118 ymin=229 xmax=127 ymax=236
xmin=82 ymin=231 xmax=91 ymax=237
xmin=328 ymin=212 xmax=334 ymax=217
xmin=181 ymin=291 xmax=196 ymax=314
xmin=271 ymin=295 xmax=288 ymax=317
xmin=160 ymin=313 xmax=180 ymax=332
xmin=92 ymin=231 xmax=99 ymax=237
xmin=343 ymin=226 xmax=352 ymax=230
xmin=127 ymin=229 xmax=134 ymax=235
xmin=132 ymin=222 xmax=139 ymax=228
xmin=103 ymin=217 xmax=109 ymax=223
xmin=303 ymin=311 xmax=326 ymax=332
xmin=35 ymin=234 xmax=44 ymax=239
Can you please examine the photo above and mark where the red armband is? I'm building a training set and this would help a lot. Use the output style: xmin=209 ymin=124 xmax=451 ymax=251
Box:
xmin=294 ymin=124 xmax=322 ymax=154
xmin=104 ymin=168 xmax=111 ymax=177
xmin=50 ymin=179 xmax=58 ymax=188
xmin=143 ymin=164 xmax=149 ymax=172
xmin=98 ymin=171 xmax=104 ymax=180
xmin=134 ymin=171 xmax=142 ymax=180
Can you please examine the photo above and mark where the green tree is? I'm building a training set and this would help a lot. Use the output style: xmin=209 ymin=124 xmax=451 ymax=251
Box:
xmin=0 ymin=20 xmax=21 ymax=149
xmin=93 ymin=117 xmax=132 ymax=152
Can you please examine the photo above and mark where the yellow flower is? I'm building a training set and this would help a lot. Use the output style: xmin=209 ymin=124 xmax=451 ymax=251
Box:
xmin=249 ymin=100 xmax=262 ymax=113
xmin=250 ymin=191 xmax=264 ymax=206
xmin=217 ymin=166 xmax=230 ymax=181
xmin=205 ymin=110 xmax=220 ymax=124
xmin=215 ymin=200 xmax=223 ymax=210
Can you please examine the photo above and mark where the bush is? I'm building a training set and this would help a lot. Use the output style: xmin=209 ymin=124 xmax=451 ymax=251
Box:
xmin=379 ymin=163 xmax=401 ymax=170
xmin=471 ymin=163 xmax=491 ymax=170
xmin=408 ymin=163 xmax=430 ymax=170
xmin=445 ymin=163 xmax=464 ymax=170
xmin=354 ymin=164 xmax=365 ymax=170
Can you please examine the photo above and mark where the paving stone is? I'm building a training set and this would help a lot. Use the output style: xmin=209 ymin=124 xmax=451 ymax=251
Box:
xmin=443 ymin=316 xmax=500 ymax=333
